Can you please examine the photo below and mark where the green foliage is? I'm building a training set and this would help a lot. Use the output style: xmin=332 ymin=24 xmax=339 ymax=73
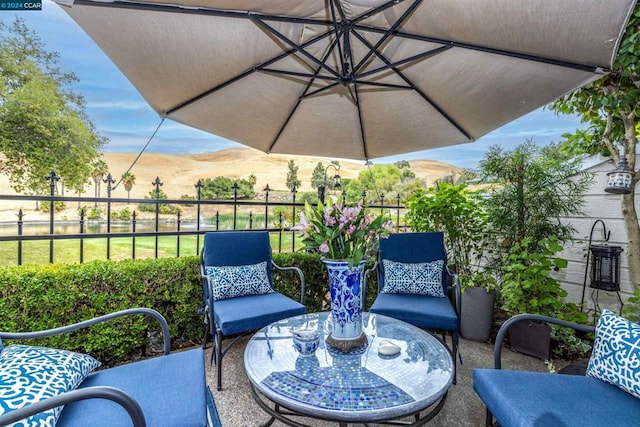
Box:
xmin=121 ymin=172 xmax=135 ymax=198
xmin=86 ymin=207 xmax=102 ymax=220
xmin=480 ymin=141 xmax=592 ymax=264
xmin=406 ymin=183 xmax=488 ymax=278
xmin=138 ymin=188 xmax=182 ymax=214
xmin=39 ymin=201 xmax=65 ymax=213
xmin=344 ymin=163 xmax=424 ymax=203
xmin=199 ymin=176 xmax=255 ymax=200
xmin=0 ymin=18 xmax=105 ymax=195
xmin=110 ymin=208 xmax=131 ymax=221
xmin=622 ymin=287 xmax=640 ymax=322
xmin=286 ymin=160 xmax=301 ymax=192
xmin=311 ymin=162 xmax=324 ymax=189
xmin=0 ymin=257 xmax=202 ymax=365
xmin=0 ymin=252 xmax=335 ymax=366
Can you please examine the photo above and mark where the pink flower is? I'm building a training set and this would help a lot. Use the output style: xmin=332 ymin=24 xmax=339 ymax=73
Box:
xmin=319 ymin=241 xmax=330 ymax=253
xmin=346 ymin=224 xmax=356 ymax=235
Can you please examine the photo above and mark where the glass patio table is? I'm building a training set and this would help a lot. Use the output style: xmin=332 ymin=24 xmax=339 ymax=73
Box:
xmin=244 ymin=312 xmax=453 ymax=426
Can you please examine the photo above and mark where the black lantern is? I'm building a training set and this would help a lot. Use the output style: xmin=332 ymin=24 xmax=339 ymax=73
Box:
xmin=318 ymin=163 xmax=341 ymax=204
xmin=589 ymin=244 xmax=623 ymax=291
xmin=605 ymin=157 xmax=634 ymax=194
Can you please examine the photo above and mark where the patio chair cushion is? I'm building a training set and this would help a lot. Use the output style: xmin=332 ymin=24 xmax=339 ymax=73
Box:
xmin=587 ymin=309 xmax=640 ymax=399
xmin=381 ymin=259 xmax=445 ymax=297
xmin=214 ymin=292 xmax=305 ymax=336
xmin=370 ymin=293 xmax=458 ymax=330
xmin=0 ymin=344 xmax=101 ymax=425
xmin=206 ymin=261 xmax=273 ymax=301
xmin=473 ymin=369 xmax=640 ymax=426
xmin=57 ymin=348 xmax=206 ymax=426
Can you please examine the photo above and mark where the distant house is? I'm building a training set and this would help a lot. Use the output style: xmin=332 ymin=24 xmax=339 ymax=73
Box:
xmin=553 ymin=154 xmax=639 ymax=315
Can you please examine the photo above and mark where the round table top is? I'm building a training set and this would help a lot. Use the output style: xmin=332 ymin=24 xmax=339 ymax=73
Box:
xmin=244 ymin=312 xmax=453 ymax=423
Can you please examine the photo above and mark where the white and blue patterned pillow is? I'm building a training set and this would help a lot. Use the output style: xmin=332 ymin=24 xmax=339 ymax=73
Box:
xmin=381 ymin=259 xmax=445 ymax=297
xmin=587 ymin=309 xmax=640 ymax=399
xmin=0 ymin=344 xmax=101 ymax=426
xmin=206 ymin=261 xmax=273 ymax=301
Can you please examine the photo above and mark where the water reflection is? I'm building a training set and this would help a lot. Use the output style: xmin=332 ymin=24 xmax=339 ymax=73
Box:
xmin=0 ymin=220 xmax=217 ymax=236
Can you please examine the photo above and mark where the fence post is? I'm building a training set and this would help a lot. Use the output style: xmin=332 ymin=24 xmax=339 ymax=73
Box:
xmin=396 ymin=193 xmax=401 ymax=228
xmin=104 ymin=173 xmax=115 ymax=260
xmin=45 ymin=170 xmax=59 ymax=264
xmin=380 ymin=193 xmax=385 ymax=215
xmin=215 ymin=211 xmax=220 ymax=230
xmin=264 ymin=184 xmax=270 ymax=229
xmin=17 ymin=209 xmax=23 ymax=266
xmin=153 ymin=177 xmax=163 ymax=258
xmin=195 ymin=179 xmax=203 ymax=254
xmin=278 ymin=211 xmax=283 ymax=253
xmin=249 ymin=212 xmax=253 ymax=230
xmin=79 ymin=209 xmax=85 ymax=264
xmin=132 ymin=210 xmax=137 ymax=259
xmin=176 ymin=211 xmax=181 ymax=257
xmin=232 ymin=182 xmax=239 ymax=230
xmin=291 ymin=186 xmax=297 ymax=252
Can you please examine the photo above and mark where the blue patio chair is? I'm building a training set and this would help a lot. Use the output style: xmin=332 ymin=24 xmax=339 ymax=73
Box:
xmin=367 ymin=232 xmax=461 ymax=382
xmin=200 ymin=231 xmax=306 ymax=390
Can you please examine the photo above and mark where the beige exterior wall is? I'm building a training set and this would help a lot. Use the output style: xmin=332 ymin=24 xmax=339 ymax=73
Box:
xmin=553 ymin=154 xmax=639 ymax=315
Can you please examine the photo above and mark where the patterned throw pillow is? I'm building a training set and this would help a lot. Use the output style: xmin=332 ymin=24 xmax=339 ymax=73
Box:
xmin=381 ymin=259 xmax=445 ymax=297
xmin=587 ymin=309 xmax=640 ymax=399
xmin=0 ymin=344 xmax=101 ymax=426
xmin=206 ymin=261 xmax=274 ymax=301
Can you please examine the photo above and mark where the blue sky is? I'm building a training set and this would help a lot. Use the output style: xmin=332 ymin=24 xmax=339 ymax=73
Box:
xmin=9 ymin=0 xmax=585 ymax=170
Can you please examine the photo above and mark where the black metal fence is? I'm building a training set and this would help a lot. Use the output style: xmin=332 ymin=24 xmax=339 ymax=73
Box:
xmin=0 ymin=172 xmax=406 ymax=266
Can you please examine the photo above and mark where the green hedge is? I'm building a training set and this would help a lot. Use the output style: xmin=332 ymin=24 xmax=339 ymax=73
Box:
xmin=0 ymin=253 xmax=379 ymax=366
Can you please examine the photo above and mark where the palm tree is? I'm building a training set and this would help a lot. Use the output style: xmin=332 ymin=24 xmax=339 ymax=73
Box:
xmin=91 ymin=160 xmax=109 ymax=207
xmin=121 ymin=172 xmax=136 ymax=200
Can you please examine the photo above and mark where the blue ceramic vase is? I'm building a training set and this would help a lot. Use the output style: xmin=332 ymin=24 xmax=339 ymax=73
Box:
xmin=323 ymin=259 xmax=365 ymax=341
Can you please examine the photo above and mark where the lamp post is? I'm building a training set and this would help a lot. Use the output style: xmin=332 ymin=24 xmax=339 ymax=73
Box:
xmin=318 ymin=163 xmax=341 ymax=204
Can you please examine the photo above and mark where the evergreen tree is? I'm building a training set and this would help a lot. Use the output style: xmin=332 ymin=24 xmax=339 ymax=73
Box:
xmin=286 ymin=160 xmax=301 ymax=192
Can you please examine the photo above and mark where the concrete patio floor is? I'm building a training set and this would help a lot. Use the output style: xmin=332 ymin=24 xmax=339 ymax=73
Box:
xmin=204 ymin=334 xmax=567 ymax=427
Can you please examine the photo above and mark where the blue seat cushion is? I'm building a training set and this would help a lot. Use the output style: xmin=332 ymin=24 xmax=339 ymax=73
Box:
xmin=214 ymin=292 xmax=305 ymax=336
xmin=370 ymin=293 xmax=458 ymax=331
xmin=473 ymin=369 xmax=640 ymax=427
xmin=58 ymin=348 xmax=206 ymax=427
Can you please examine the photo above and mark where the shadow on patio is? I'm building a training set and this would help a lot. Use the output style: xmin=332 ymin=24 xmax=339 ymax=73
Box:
xmin=204 ymin=334 xmax=564 ymax=427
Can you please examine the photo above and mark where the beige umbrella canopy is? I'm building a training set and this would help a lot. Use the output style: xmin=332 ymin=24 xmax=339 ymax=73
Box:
xmin=55 ymin=0 xmax=635 ymax=160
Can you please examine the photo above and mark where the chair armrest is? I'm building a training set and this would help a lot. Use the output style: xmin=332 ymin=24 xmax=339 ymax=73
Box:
xmin=272 ymin=261 xmax=306 ymax=305
xmin=0 ymin=308 xmax=171 ymax=356
xmin=493 ymin=314 xmax=595 ymax=369
xmin=445 ymin=267 xmax=461 ymax=318
xmin=0 ymin=386 xmax=146 ymax=427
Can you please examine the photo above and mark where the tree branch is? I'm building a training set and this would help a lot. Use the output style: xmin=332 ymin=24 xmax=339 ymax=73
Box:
xmin=601 ymin=111 xmax=619 ymax=163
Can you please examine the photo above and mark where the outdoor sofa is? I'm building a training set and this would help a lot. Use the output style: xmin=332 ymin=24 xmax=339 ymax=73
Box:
xmin=0 ymin=308 xmax=220 ymax=427
xmin=473 ymin=311 xmax=640 ymax=427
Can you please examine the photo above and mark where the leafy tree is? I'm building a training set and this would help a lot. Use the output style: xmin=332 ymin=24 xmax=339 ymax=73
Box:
xmin=0 ymin=18 xmax=104 ymax=194
xmin=406 ymin=183 xmax=488 ymax=277
xmin=344 ymin=164 xmax=423 ymax=203
xmin=480 ymin=141 xmax=592 ymax=266
xmin=121 ymin=172 xmax=136 ymax=199
xmin=286 ymin=160 xmax=301 ymax=192
xmin=550 ymin=5 xmax=640 ymax=292
xmin=311 ymin=162 xmax=324 ymax=189
xmin=200 ymin=176 xmax=255 ymax=200
xmin=91 ymin=160 xmax=108 ymax=207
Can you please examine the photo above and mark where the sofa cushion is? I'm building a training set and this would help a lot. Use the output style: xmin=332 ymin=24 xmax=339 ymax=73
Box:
xmin=57 ymin=348 xmax=206 ymax=427
xmin=587 ymin=309 xmax=640 ymax=399
xmin=473 ymin=369 xmax=640 ymax=427
xmin=0 ymin=344 xmax=101 ymax=426
xmin=214 ymin=292 xmax=305 ymax=336
xmin=206 ymin=261 xmax=273 ymax=301
xmin=381 ymin=259 xmax=445 ymax=297
xmin=370 ymin=293 xmax=458 ymax=331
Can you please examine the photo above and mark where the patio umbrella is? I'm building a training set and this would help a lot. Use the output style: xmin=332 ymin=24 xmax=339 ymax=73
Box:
xmin=55 ymin=0 xmax=636 ymax=160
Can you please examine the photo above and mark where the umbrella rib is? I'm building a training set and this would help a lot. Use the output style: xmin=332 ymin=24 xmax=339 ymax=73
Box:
xmin=267 ymin=35 xmax=342 ymax=154
xmin=351 ymin=0 xmax=408 ymax=25
xmin=351 ymin=29 xmax=472 ymax=140
xmin=301 ymin=82 xmax=341 ymax=98
xmin=356 ymin=44 xmax=452 ymax=79
xmin=166 ymin=27 xmax=336 ymax=115
xmin=352 ymin=0 xmax=423 ymax=75
xmin=352 ymin=83 xmax=369 ymax=160
xmin=251 ymin=17 xmax=340 ymax=78
xmin=352 ymin=24 xmax=609 ymax=73
xmin=258 ymin=68 xmax=340 ymax=82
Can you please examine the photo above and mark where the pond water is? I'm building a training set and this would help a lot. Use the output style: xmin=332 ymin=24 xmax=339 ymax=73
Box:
xmin=0 ymin=220 xmax=215 ymax=236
